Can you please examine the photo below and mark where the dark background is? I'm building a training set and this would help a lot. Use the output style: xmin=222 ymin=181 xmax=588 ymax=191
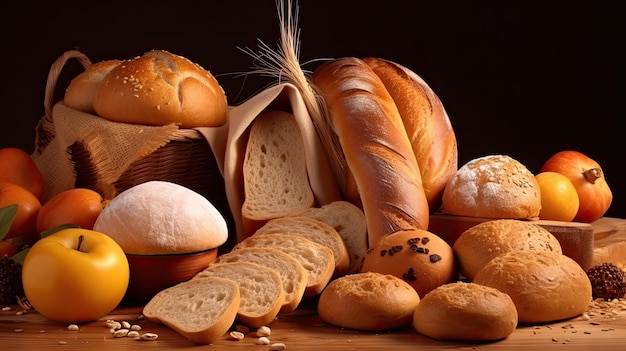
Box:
xmin=1 ymin=1 xmax=623 ymax=218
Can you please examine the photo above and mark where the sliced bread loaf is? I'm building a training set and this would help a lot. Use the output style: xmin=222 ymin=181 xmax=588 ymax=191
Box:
xmin=233 ymin=233 xmax=335 ymax=296
xmin=142 ymin=276 xmax=240 ymax=345
xmin=215 ymin=247 xmax=308 ymax=313
xmin=254 ymin=216 xmax=350 ymax=276
xmin=241 ymin=110 xmax=315 ymax=233
xmin=292 ymin=201 xmax=368 ymax=273
xmin=194 ymin=261 xmax=285 ymax=328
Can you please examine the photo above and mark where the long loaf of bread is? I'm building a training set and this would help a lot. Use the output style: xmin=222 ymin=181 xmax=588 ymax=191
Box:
xmin=363 ymin=58 xmax=457 ymax=211
xmin=311 ymin=57 xmax=429 ymax=247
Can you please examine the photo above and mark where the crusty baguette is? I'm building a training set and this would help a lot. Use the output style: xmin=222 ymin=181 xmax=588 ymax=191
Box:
xmin=142 ymin=276 xmax=240 ymax=345
xmin=215 ymin=247 xmax=308 ymax=313
xmin=194 ymin=261 xmax=285 ymax=328
xmin=363 ymin=57 xmax=458 ymax=211
xmin=311 ymin=57 xmax=429 ymax=247
xmin=241 ymin=110 xmax=315 ymax=235
xmin=291 ymin=200 xmax=367 ymax=274
xmin=254 ymin=216 xmax=350 ymax=276
xmin=233 ymin=233 xmax=335 ymax=296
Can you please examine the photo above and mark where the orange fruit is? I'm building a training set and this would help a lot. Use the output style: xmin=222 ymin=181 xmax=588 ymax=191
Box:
xmin=0 ymin=182 xmax=42 ymax=244
xmin=36 ymin=188 xmax=104 ymax=233
xmin=0 ymin=147 xmax=44 ymax=199
xmin=535 ymin=171 xmax=580 ymax=222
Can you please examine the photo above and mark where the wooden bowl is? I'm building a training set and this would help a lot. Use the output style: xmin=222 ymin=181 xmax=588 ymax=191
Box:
xmin=123 ymin=248 xmax=218 ymax=303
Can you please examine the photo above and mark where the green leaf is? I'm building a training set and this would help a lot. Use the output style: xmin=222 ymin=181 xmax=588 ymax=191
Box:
xmin=40 ymin=223 xmax=81 ymax=239
xmin=12 ymin=247 xmax=29 ymax=265
xmin=0 ymin=204 xmax=18 ymax=241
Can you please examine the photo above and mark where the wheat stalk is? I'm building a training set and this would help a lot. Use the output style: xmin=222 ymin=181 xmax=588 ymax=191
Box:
xmin=238 ymin=0 xmax=347 ymax=190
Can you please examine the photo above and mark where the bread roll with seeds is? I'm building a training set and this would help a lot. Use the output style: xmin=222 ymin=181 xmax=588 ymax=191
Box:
xmin=94 ymin=50 xmax=228 ymax=128
xmin=360 ymin=229 xmax=457 ymax=298
xmin=453 ymin=219 xmax=562 ymax=280
xmin=442 ymin=154 xmax=541 ymax=219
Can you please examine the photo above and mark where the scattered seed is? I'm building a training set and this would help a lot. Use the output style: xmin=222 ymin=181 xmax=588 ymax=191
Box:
xmin=130 ymin=324 xmax=142 ymax=331
xmin=14 ymin=328 xmax=24 ymax=333
xmin=258 ymin=336 xmax=270 ymax=345
xmin=15 ymin=311 xmax=24 ymax=316
xmin=256 ymin=326 xmax=271 ymax=337
xmin=127 ymin=331 xmax=140 ymax=338
xmin=58 ymin=341 xmax=68 ymax=345
xmin=1 ymin=306 xmax=11 ymax=311
xmin=270 ymin=342 xmax=287 ymax=351
xmin=140 ymin=332 xmax=159 ymax=341
xmin=113 ymin=329 xmax=129 ymax=338
xmin=230 ymin=331 xmax=245 ymax=340
xmin=67 ymin=324 xmax=79 ymax=331
xmin=121 ymin=321 xmax=131 ymax=329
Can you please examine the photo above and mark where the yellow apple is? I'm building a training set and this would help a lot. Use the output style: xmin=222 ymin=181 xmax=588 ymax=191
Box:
xmin=22 ymin=228 xmax=129 ymax=323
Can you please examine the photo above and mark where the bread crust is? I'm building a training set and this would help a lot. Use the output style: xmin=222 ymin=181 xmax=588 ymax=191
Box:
xmin=311 ymin=57 xmax=429 ymax=247
xmin=442 ymin=154 xmax=541 ymax=219
xmin=363 ymin=58 xmax=458 ymax=211
xmin=473 ymin=251 xmax=592 ymax=323
xmin=413 ymin=282 xmax=518 ymax=341
xmin=64 ymin=59 xmax=122 ymax=113
xmin=453 ymin=219 xmax=563 ymax=280
xmin=318 ymin=272 xmax=420 ymax=331
xmin=93 ymin=50 xmax=228 ymax=128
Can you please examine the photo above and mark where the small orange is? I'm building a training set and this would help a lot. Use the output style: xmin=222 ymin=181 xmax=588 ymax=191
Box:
xmin=36 ymin=188 xmax=104 ymax=234
xmin=0 ymin=182 xmax=42 ymax=244
xmin=0 ymin=147 xmax=44 ymax=199
xmin=535 ymin=171 xmax=580 ymax=222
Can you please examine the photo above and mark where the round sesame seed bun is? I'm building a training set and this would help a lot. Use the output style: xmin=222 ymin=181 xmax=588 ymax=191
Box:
xmin=453 ymin=219 xmax=563 ymax=280
xmin=92 ymin=50 xmax=228 ymax=128
xmin=360 ymin=229 xmax=457 ymax=298
xmin=413 ymin=282 xmax=518 ymax=341
xmin=318 ymin=272 xmax=420 ymax=331
xmin=441 ymin=154 xmax=541 ymax=219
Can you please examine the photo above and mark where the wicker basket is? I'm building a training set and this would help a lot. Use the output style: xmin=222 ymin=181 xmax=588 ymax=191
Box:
xmin=34 ymin=50 xmax=235 ymax=245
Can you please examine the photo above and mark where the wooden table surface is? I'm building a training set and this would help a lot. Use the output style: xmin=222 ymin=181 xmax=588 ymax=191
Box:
xmin=2 ymin=296 xmax=625 ymax=351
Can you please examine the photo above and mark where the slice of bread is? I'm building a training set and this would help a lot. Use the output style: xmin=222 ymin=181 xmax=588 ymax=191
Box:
xmin=241 ymin=110 xmax=315 ymax=233
xmin=142 ymin=276 xmax=240 ymax=345
xmin=292 ymin=201 xmax=368 ymax=273
xmin=233 ymin=233 xmax=335 ymax=296
xmin=194 ymin=261 xmax=285 ymax=328
xmin=215 ymin=247 xmax=308 ymax=313
xmin=254 ymin=216 xmax=351 ymax=276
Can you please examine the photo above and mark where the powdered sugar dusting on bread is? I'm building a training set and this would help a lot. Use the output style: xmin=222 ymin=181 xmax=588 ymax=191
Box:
xmin=442 ymin=155 xmax=540 ymax=218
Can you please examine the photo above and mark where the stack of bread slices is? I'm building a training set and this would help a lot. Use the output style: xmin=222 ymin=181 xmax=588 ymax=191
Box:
xmin=142 ymin=200 xmax=367 ymax=344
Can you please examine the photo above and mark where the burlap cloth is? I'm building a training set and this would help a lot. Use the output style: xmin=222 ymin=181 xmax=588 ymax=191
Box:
xmin=33 ymin=82 xmax=341 ymax=244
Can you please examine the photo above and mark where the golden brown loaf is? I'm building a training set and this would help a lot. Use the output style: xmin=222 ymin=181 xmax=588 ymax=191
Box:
xmin=453 ymin=219 xmax=563 ymax=280
xmin=64 ymin=59 xmax=122 ymax=113
xmin=441 ymin=154 xmax=541 ymax=219
xmin=311 ymin=57 xmax=429 ymax=247
xmin=318 ymin=272 xmax=420 ymax=331
xmin=93 ymin=50 xmax=228 ymax=128
xmin=363 ymin=57 xmax=458 ymax=211
xmin=360 ymin=229 xmax=457 ymax=298
xmin=413 ymin=282 xmax=518 ymax=341
xmin=473 ymin=251 xmax=592 ymax=323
